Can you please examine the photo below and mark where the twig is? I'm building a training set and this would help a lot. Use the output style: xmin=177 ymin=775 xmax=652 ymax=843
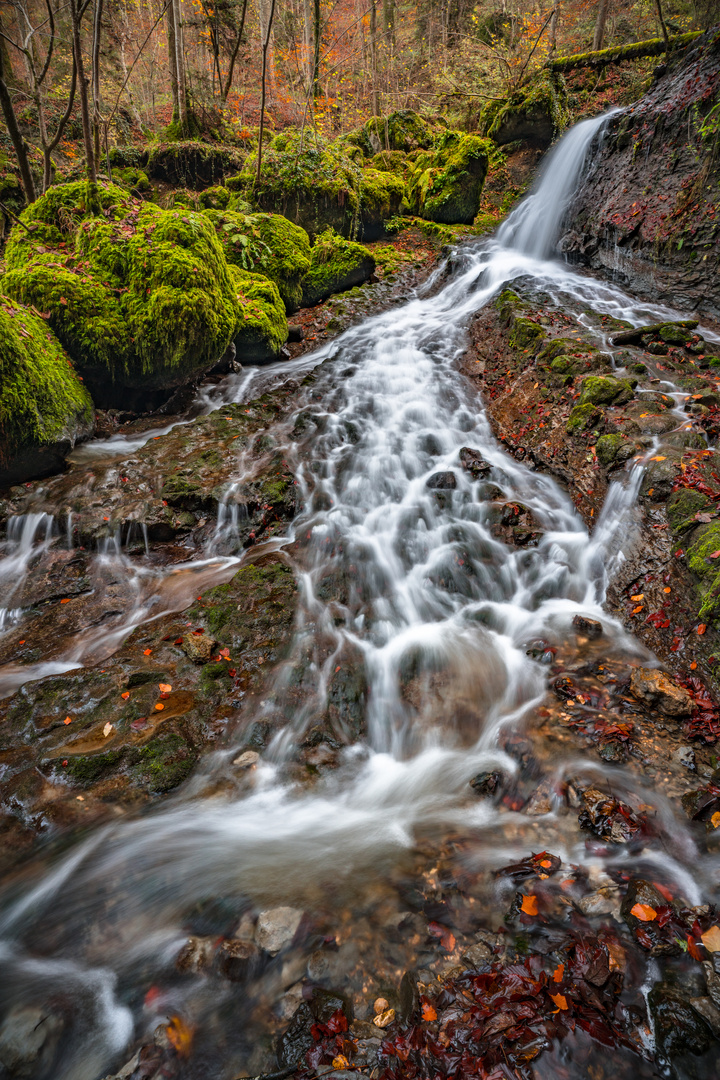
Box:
xmin=0 ymin=197 xmax=36 ymax=231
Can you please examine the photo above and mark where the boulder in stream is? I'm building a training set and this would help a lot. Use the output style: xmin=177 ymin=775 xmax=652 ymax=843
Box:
xmin=630 ymin=667 xmax=694 ymax=717
xmin=301 ymin=229 xmax=376 ymax=308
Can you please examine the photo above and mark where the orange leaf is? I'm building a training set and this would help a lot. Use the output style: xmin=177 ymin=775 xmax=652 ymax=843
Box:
xmin=649 ymin=455 xmax=666 ymax=462
xmin=691 ymin=662 xmax=698 ymax=670
xmin=332 ymin=1056 xmax=350 ymax=1070
xmin=60 ymin=598 xmax=70 ymax=604
xmin=630 ymin=903 xmax=657 ymax=921
xmin=64 ymin=716 xmax=72 ymax=725
xmin=663 ymin=587 xmax=671 ymax=594
xmin=688 ymin=936 xmax=704 ymax=961
xmin=121 ymin=691 xmax=130 ymax=699
xmin=711 ymin=811 xmax=720 ymax=828
xmin=653 ymin=882 xmax=674 ymax=902
xmin=701 ymin=925 xmax=720 ymax=952
xmin=143 ymin=648 xmax=152 ymax=655
xmin=553 ymin=963 xmax=564 ymax=982
xmin=421 ymin=1001 xmax=438 ymax=1021
xmin=698 ymin=624 xmax=707 ymax=635
xmin=166 ymin=1015 xmax=193 ymax=1057
xmin=155 ymin=703 xmax=165 ymax=711
xmin=631 ymin=606 xmax=643 ymax=614
xmin=159 ymin=683 xmax=172 ymax=693
xmin=521 ymin=894 xmax=538 ymax=916
xmin=630 ymin=594 xmax=644 ymax=601
xmin=550 ymin=993 xmax=568 ymax=1010
xmin=539 ymin=859 xmax=552 ymax=868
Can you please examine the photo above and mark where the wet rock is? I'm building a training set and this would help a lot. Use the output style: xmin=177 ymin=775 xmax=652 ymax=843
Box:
xmin=459 ymin=447 xmax=492 ymax=478
xmin=276 ymin=1002 xmax=315 ymax=1068
xmin=175 ymin=935 xmax=216 ymax=973
xmin=578 ymin=787 xmax=642 ymax=844
xmin=649 ymin=983 xmax=712 ymax=1060
xmin=578 ymin=886 xmax=621 ymax=918
xmin=469 ymin=770 xmax=503 ymax=797
xmin=181 ymin=631 xmax=217 ymax=663
xmin=690 ymin=996 xmax=720 ymax=1038
xmin=524 ymin=778 xmax=553 ymax=816
xmin=233 ymin=750 xmax=260 ymax=768
xmin=703 ymin=958 xmax=720 ymax=1010
xmin=256 ymin=906 xmax=304 ymax=955
xmin=397 ymin=971 xmax=420 ymax=1026
xmin=630 ymin=667 xmax=694 ymax=716
xmin=461 ymin=940 xmax=493 ymax=967
xmin=673 ymin=746 xmax=696 ymax=771
xmin=0 ymin=1005 xmax=64 ymax=1078
xmin=572 ymin=614 xmax=603 ymax=639
xmin=426 ymin=471 xmax=457 ymax=490
xmin=620 ymin=879 xmax=667 ymax=926
xmin=217 ymin=938 xmax=262 ymax=981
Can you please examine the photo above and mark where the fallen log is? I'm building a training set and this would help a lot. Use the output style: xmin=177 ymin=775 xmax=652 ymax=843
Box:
xmin=610 ymin=319 xmax=698 ymax=346
xmin=547 ymin=31 xmax=703 ymax=73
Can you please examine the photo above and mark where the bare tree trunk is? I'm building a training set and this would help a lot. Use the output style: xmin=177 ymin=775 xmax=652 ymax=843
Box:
xmin=174 ymin=0 xmax=189 ymax=130
xmin=92 ymin=0 xmax=104 ymax=166
xmin=592 ymin=0 xmax=610 ymax=51
xmin=302 ymin=0 xmax=312 ymax=92
xmin=653 ymin=0 xmax=670 ymax=50
xmin=0 ymin=29 xmax=35 ymax=203
xmin=256 ymin=0 xmax=276 ymax=183
xmin=69 ymin=0 xmax=97 ymax=184
xmin=548 ymin=1 xmax=559 ymax=53
xmin=222 ymin=0 xmax=248 ymax=100
xmin=166 ymin=0 xmax=179 ymax=118
xmin=312 ymin=0 xmax=321 ymax=98
xmin=369 ymin=0 xmax=379 ymax=115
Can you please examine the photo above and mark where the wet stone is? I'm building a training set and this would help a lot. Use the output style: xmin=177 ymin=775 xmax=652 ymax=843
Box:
xmin=459 ymin=446 xmax=492 ymax=477
xmin=469 ymin=770 xmax=503 ymax=797
xmin=630 ymin=667 xmax=694 ymax=717
xmin=181 ymin=631 xmax=217 ymax=663
xmin=256 ymin=906 xmax=304 ymax=955
xmin=217 ymin=938 xmax=262 ymax=981
xmin=0 ymin=1005 xmax=64 ymax=1078
xmin=649 ymin=984 xmax=712 ymax=1060
xmin=426 ymin=471 xmax=457 ymax=490
xmin=572 ymin=613 xmax=603 ymax=639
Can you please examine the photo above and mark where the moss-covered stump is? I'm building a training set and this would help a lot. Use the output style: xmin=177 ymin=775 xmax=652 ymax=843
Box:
xmin=204 ymin=208 xmax=311 ymax=312
xmin=301 ymin=229 xmax=376 ymax=307
xmin=487 ymin=72 xmax=569 ymax=147
xmin=233 ymin=132 xmax=403 ymax=241
xmin=406 ymin=135 xmax=491 ymax=225
xmin=0 ymin=556 xmax=297 ymax=860
xmin=0 ymin=181 xmax=240 ymax=411
xmin=146 ymin=142 xmax=247 ymax=189
xmin=0 ymin=299 xmax=94 ymax=487
xmin=229 ymin=266 xmax=288 ymax=362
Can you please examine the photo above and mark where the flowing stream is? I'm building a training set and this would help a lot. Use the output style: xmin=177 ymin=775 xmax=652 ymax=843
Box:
xmin=1 ymin=112 xmax=719 ymax=1080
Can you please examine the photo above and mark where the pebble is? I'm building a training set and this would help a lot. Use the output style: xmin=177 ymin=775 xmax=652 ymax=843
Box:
xmin=256 ymin=906 xmax=304 ymax=954
xmin=373 ymin=1007 xmax=395 ymax=1028
xmin=233 ymin=750 xmax=260 ymax=768
xmin=0 ymin=1005 xmax=64 ymax=1076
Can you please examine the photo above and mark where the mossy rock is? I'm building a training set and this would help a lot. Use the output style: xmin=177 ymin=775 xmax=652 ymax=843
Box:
xmin=656 ymin=322 xmax=693 ymax=345
xmin=198 ymin=185 xmax=232 ymax=210
xmin=494 ymin=288 xmax=523 ymax=326
xmin=146 ymin=141 xmax=246 ymax=189
xmin=0 ymin=298 xmax=94 ymax=486
xmin=301 ymin=229 xmax=375 ymax=307
xmin=509 ymin=317 xmax=543 ymax=352
xmin=362 ymin=110 xmax=435 ymax=154
xmin=366 ymin=150 xmax=411 ymax=177
xmin=233 ymin=131 xmax=401 ymax=241
xmin=579 ymin=375 xmax=634 ymax=407
xmin=667 ymin=487 xmax=713 ymax=532
xmin=686 ymin=524 xmax=720 ymax=621
xmin=229 ymin=266 xmax=288 ymax=362
xmin=113 ymin=166 xmax=150 ymax=194
xmin=406 ymin=134 xmax=491 ymax=225
xmin=488 ymin=71 xmax=569 ymax=147
xmin=567 ymin=402 xmax=601 ymax=434
xmin=204 ymin=208 xmax=311 ymax=312
xmin=1 ymin=181 xmax=240 ymax=410
xmin=595 ymin=433 xmax=635 ymax=468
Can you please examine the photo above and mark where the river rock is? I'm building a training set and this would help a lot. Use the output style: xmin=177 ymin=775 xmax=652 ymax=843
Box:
xmin=0 ymin=1005 xmax=64 ymax=1078
xmin=426 ymin=471 xmax=457 ymax=489
xmin=217 ymin=938 xmax=262 ymax=980
xmin=572 ymin=614 xmax=603 ymax=639
xmin=649 ymin=983 xmax=712 ymax=1059
xmin=256 ymin=906 xmax=304 ymax=954
xmin=577 ymin=885 xmax=621 ymax=918
xmin=181 ymin=630 xmax=217 ymax=663
xmin=459 ymin=446 xmax=492 ymax=477
xmin=630 ymin=667 xmax=694 ymax=716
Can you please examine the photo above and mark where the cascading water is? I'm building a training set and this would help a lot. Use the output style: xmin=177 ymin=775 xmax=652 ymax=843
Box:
xmin=1 ymin=112 xmax=719 ymax=1080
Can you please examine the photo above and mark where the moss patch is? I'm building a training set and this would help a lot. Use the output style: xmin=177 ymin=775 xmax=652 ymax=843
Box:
xmin=228 ymin=265 xmax=288 ymax=362
xmin=567 ymin=402 xmax=601 ymax=434
xmin=301 ymin=229 xmax=375 ymax=307
xmin=686 ymin=524 xmax=720 ymax=621
xmin=579 ymin=376 xmax=634 ymax=407
xmin=406 ymin=134 xmax=491 ymax=225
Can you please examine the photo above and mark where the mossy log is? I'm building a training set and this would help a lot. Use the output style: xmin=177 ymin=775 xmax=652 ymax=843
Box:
xmin=547 ymin=31 xmax=702 ymax=72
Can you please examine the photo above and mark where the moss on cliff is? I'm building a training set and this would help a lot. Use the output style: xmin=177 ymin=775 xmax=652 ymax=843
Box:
xmin=0 ymin=298 xmax=94 ymax=482
xmin=301 ymin=229 xmax=376 ymax=307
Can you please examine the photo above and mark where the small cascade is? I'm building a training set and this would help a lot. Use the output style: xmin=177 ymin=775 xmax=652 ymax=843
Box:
xmin=0 ymin=513 xmax=55 ymax=630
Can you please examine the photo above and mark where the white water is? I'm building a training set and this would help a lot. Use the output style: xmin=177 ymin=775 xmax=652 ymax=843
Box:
xmin=1 ymin=112 xmax=718 ymax=1078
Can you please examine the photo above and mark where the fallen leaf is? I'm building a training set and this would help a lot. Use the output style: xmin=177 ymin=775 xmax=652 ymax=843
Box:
xmin=698 ymin=624 xmax=707 ymax=635
xmin=103 ymin=722 xmax=114 ymax=738
xmin=688 ymin=937 xmax=704 ymax=961
xmin=60 ymin=598 xmax=70 ymax=604
xmin=701 ymin=925 xmax=720 ymax=952
xmin=631 ymin=902 xmax=657 ymax=921
xmin=143 ymin=648 xmax=152 ymax=655
xmin=712 ymin=811 xmax=720 ymax=828
xmin=663 ymin=587 xmax=671 ymax=594
xmin=159 ymin=683 xmax=172 ymax=693
xmin=421 ymin=1001 xmax=438 ymax=1021
xmin=64 ymin=716 xmax=72 ymax=725
xmin=649 ymin=455 xmax=666 ymax=462
xmin=155 ymin=703 xmax=165 ymax=711
xmin=550 ymin=993 xmax=568 ymax=1010
xmin=332 ymin=1056 xmax=350 ymax=1069
xmin=121 ymin=691 xmax=130 ymax=699
xmin=631 ymin=605 xmax=643 ymax=614
xmin=553 ymin=963 xmax=564 ymax=982
xmin=520 ymin=894 xmax=539 ymax=916
xmin=166 ymin=1015 xmax=194 ymax=1057
xmin=630 ymin=594 xmax=644 ymax=601
xmin=709 ymin=551 xmax=720 ymax=560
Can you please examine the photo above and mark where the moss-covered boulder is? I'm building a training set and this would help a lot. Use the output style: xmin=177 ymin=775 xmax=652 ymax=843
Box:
xmin=687 ymin=524 xmax=720 ymax=621
xmin=567 ymin=402 xmax=601 ymax=434
xmin=578 ymin=375 xmax=634 ymax=407
xmin=0 ymin=299 xmax=94 ymax=486
xmin=406 ymin=134 xmax=491 ymax=225
xmin=595 ymin=433 xmax=635 ymax=469
xmin=366 ymin=150 xmax=411 ymax=177
xmin=301 ymin=229 xmax=376 ymax=307
xmin=487 ymin=72 xmax=569 ymax=147
xmin=1 ymin=181 xmax=240 ymax=410
xmin=362 ymin=110 xmax=436 ymax=155
xmin=204 ymin=208 xmax=311 ymax=312
xmin=229 ymin=266 xmax=288 ymax=363
xmin=146 ymin=142 xmax=247 ymax=189
xmin=234 ymin=132 xmax=403 ymax=240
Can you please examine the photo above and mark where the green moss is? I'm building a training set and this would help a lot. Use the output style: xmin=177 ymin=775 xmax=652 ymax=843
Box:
xmin=366 ymin=150 xmax=410 ymax=177
xmin=132 ymin=732 xmax=196 ymax=792
xmin=488 ymin=71 xmax=569 ymax=144
xmin=0 ymin=298 xmax=94 ymax=474
xmin=666 ymin=488 xmax=713 ymax=532
xmin=686 ymin=524 xmax=720 ymax=620
xmin=113 ymin=167 xmax=150 ymax=193
xmin=301 ymin=228 xmax=375 ymax=307
xmin=579 ymin=376 xmax=633 ymax=406
xmin=199 ymin=185 xmax=232 ymax=210
xmin=567 ymin=402 xmax=601 ymax=433
xmin=548 ymin=31 xmax=703 ymax=72
xmin=362 ymin=110 xmax=435 ymax=154
xmin=146 ymin=141 xmax=246 ymax=188
xmin=63 ymin=749 xmax=126 ymax=785
xmin=228 ymin=265 xmax=287 ymax=361
xmin=360 ymin=169 xmax=406 ymax=231
xmin=1 ymin=184 xmax=240 ymax=403
xmin=595 ymin=433 xmax=634 ymax=468
xmin=656 ymin=322 xmax=693 ymax=345
xmin=509 ymin=317 xmax=543 ymax=351
xmin=406 ymin=135 xmax=491 ymax=225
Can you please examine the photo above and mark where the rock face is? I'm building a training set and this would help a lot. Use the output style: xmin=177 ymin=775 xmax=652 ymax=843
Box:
xmin=560 ymin=29 xmax=720 ymax=314
xmin=0 ymin=299 xmax=94 ymax=487
xmin=630 ymin=667 xmax=694 ymax=716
